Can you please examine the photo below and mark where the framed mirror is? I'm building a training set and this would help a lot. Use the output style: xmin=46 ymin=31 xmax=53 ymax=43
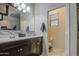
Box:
xmin=0 ymin=3 xmax=35 ymax=31
xmin=0 ymin=3 xmax=20 ymax=30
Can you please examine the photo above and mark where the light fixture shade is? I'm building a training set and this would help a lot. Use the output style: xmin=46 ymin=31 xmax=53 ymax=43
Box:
xmin=23 ymin=9 xmax=27 ymax=13
xmin=13 ymin=3 xmax=20 ymax=7
xmin=26 ymin=6 xmax=30 ymax=12
xmin=21 ymin=3 xmax=26 ymax=9
xmin=17 ymin=6 xmax=22 ymax=11
xmin=13 ymin=3 xmax=31 ymax=13
xmin=13 ymin=4 xmax=17 ymax=7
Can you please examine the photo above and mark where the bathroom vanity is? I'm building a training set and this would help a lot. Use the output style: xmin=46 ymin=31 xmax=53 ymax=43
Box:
xmin=0 ymin=3 xmax=43 ymax=56
xmin=0 ymin=31 xmax=43 ymax=56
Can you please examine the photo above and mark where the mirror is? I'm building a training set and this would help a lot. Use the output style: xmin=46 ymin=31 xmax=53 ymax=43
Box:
xmin=0 ymin=3 xmax=20 ymax=30
xmin=0 ymin=3 xmax=35 ymax=31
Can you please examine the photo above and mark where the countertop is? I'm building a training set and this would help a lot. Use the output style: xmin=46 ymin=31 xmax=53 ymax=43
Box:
xmin=0 ymin=31 xmax=43 ymax=44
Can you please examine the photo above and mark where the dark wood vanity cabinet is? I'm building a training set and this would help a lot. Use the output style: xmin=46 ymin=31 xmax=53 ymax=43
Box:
xmin=1 ymin=43 xmax=31 ymax=56
xmin=0 ymin=37 xmax=43 ymax=56
xmin=1 ymin=47 xmax=19 ymax=56
xmin=31 ymin=38 xmax=43 ymax=55
xmin=18 ymin=40 xmax=32 ymax=56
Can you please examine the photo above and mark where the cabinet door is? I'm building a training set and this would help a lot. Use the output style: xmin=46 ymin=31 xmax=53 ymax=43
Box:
xmin=8 ymin=48 xmax=19 ymax=56
xmin=31 ymin=37 xmax=42 ymax=55
xmin=0 ymin=47 xmax=19 ymax=56
xmin=19 ymin=40 xmax=31 ymax=56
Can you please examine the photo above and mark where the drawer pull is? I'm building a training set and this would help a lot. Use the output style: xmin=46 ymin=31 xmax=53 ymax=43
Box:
xmin=17 ymin=48 xmax=23 ymax=52
xmin=20 ymin=48 xmax=23 ymax=51
xmin=18 ymin=49 xmax=20 ymax=52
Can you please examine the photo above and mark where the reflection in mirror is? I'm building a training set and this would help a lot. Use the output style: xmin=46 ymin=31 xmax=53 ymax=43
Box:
xmin=0 ymin=3 xmax=35 ymax=32
xmin=0 ymin=3 xmax=20 ymax=30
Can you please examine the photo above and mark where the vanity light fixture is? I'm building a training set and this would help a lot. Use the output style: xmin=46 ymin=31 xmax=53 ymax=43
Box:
xmin=13 ymin=4 xmax=17 ymax=7
xmin=13 ymin=3 xmax=20 ymax=7
xmin=17 ymin=6 xmax=22 ymax=11
xmin=21 ymin=3 xmax=26 ymax=9
xmin=23 ymin=9 xmax=27 ymax=13
xmin=26 ymin=6 xmax=30 ymax=12
xmin=13 ymin=3 xmax=31 ymax=13
xmin=23 ymin=6 xmax=31 ymax=13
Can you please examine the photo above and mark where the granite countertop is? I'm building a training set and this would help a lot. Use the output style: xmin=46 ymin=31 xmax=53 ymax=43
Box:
xmin=0 ymin=31 xmax=43 ymax=44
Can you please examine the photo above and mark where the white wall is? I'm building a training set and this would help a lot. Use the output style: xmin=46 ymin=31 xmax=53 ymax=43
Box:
xmin=69 ymin=4 xmax=77 ymax=56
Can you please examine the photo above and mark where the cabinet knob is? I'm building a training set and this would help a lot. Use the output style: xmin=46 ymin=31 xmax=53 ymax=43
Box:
xmin=18 ymin=49 xmax=20 ymax=52
xmin=20 ymin=48 xmax=23 ymax=51
xmin=17 ymin=48 xmax=23 ymax=52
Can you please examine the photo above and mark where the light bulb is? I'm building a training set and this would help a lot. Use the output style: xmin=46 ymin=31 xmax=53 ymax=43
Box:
xmin=26 ymin=6 xmax=30 ymax=12
xmin=17 ymin=6 xmax=22 ymax=11
xmin=21 ymin=3 xmax=26 ymax=9
xmin=14 ymin=3 xmax=20 ymax=7
xmin=23 ymin=9 xmax=27 ymax=13
xmin=14 ymin=4 xmax=17 ymax=7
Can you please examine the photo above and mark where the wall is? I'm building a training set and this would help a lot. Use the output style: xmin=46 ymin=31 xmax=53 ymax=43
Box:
xmin=69 ymin=4 xmax=77 ymax=56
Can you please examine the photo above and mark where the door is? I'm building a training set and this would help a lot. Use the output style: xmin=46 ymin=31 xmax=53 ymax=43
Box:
xmin=48 ymin=6 xmax=65 ymax=56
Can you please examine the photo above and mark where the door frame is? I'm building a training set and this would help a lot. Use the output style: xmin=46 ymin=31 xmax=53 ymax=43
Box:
xmin=47 ymin=4 xmax=70 ymax=56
